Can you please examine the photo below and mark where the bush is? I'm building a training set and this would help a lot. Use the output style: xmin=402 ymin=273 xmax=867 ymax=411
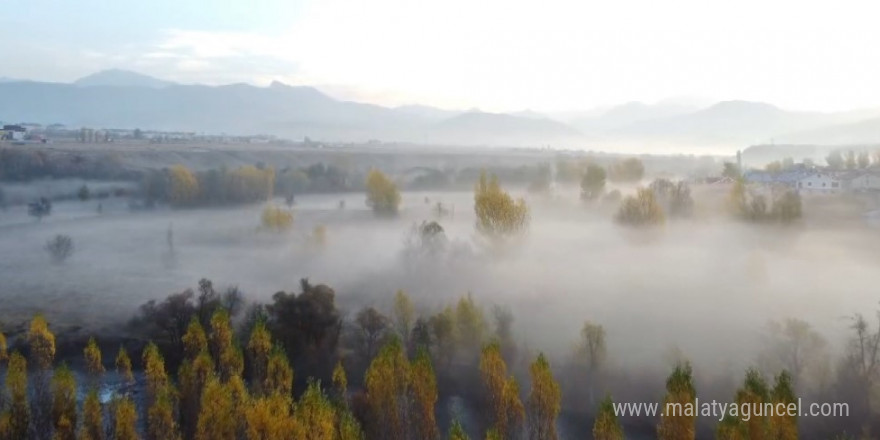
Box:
xmin=261 ymin=205 xmax=293 ymax=232
xmin=614 ymin=188 xmax=664 ymax=227
xmin=365 ymin=169 xmax=401 ymax=216
xmin=45 ymin=234 xmax=74 ymax=263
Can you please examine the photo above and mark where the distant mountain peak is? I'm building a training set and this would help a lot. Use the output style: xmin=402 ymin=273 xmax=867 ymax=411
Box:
xmin=74 ymin=69 xmax=175 ymax=88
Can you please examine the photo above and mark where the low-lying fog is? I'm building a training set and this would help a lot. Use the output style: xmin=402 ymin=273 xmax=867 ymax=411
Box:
xmin=1 ymin=185 xmax=877 ymax=385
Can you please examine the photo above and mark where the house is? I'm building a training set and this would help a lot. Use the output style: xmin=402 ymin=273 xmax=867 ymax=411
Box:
xmin=797 ymin=172 xmax=841 ymax=193
xmin=743 ymin=170 xmax=807 ymax=188
xmin=840 ymin=171 xmax=880 ymax=192
xmin=1 ymin=124 xmax=26 ymax=141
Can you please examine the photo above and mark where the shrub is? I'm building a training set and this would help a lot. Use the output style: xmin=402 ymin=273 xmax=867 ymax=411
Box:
xmin=45 ymin=235 xmax=74 ymax=263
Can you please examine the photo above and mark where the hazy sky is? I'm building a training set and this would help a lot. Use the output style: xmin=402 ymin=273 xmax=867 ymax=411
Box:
xmin=3 ymin=0 xmax=880 ymax=112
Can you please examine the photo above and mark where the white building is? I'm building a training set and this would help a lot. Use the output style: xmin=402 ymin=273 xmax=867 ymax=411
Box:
xmin=797 ymin=172 xmax=841 ymax=193
xmin=841 ymin=171 xmax=880 ymax=192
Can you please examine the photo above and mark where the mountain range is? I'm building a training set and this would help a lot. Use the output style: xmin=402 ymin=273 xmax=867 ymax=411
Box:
xmin=2 ymin=69 xmax=880 ymax=150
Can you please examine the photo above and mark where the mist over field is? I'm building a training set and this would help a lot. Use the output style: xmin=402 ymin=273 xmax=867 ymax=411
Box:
xmin=6 ymin=1 xmax=880 ymax=438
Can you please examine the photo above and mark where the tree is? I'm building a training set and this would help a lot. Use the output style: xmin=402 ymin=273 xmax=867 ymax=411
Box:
xmin=527 ymin=353 xmax=561 ymax=440
xmin=764 ymin=161 xmax=782 ymax=173
xmin=248 ymin=319 xmax=272 ymax=396
xmin=294 ymin=380 xmax=336 ymax=439
xmin=211 ymin=309 xmax=243 ymax=381
xmin=0 ymin=331 xmax=6 ymax=364
xmin=592 ymin=395 xmax=624 ymax=440
xmin=83 ymin=337 xmax=104 ymax=389
xmin=845 ymin=150 xmax=857 ymax=170
xmin=116 ymin=346 xmax=134 ymax=384
xmin=114 ymin=397 xmax=139 ymax=440
xmin=771 ymin=191 xmax=802 ymax=224
xmin=608 ymin=158 xmax=644 ymax=182
xmin=195 ymin=376 xmax=240 ymax=440
xmin=148 ymin=384 xmax=181 ymax=440
xmin=580 ymin=164 xmax=606 ymax=201
xmin=28 ymin=197 xmax=52 ymax=221
xmin=265 ymin=279 xmax=342 ymax=377
xmin=143 ymin=342 xmax=170 ymax=407
xmin=456 ymin=293 xmax=485 ymax=356
xmin=480 ymin=342 xmax=524 ymax=439
xmin=759 ymin=318 xmax=826 ymax=386
xmin=826 ymin=151 xmax=844 ymax=170
xmin=474 ymin=171 xmax=529 ymax=241
xmin=45 ymin=234 xmax=74 ymax=263
xmin=614 ymin=188 xmax=664 ymax=227
xmin=355 ymin=306 xmax=390 ymax=360
xmin=169 ymin=164 xmax=200 ymax=207
xmin=657 ymin=362 xmax=696 ymax=440
xmin=78 ymin=184 xmax=91 ymax=201
xmin=81 ymin=390 xmax=104 ymax=440
xmin=858 ymin=151 xmax=871 ymax=169
xmin=448 ymin=420 xmax=469 ymax=440
xmin=51 ymin=365 xmax=78 ymax=440
xmin=392 ymin=290 xmax=416 ymax=348
xmin=735 ymin=369 xmax=770 ymax=440
xmin=649 ymin=179 xmax=693 ymax=218
xmin=575 ymin=322 xmax=607 ymax=403
xmin=245 ymin=393 xmax=296 ymax=440
xmin=364 ymin=339 xmax=411 ymax=439
xmin=5 ymin=352 xmax=29 ymax=440
xmin=768 ymin=371 xmax=797 ymax=440
xmin=29 ymin=314 xmax=55 ymax=439
xmin=261 ymin=205 xmax=293 ymax=232
xmin=365 ymin=169 xmax=401 ymax=216
xmin=410 ymin=349 xmax=439 ymax=440
xmin=265 ymin=345 xmax=293 ymax=397
xmin=178 ymin=351 xmax=214 ymax=439
xmin=429 ymin=307 xmax=457 ymax=366
xmin=722 ymin=162 xmax=741 ymax=179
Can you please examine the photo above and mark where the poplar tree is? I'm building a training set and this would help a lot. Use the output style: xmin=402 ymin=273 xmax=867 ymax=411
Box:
xmin=657 ymin=362 xmax=696 ymax=440
xmin=527 ymin=353 xmax=561 ymax=440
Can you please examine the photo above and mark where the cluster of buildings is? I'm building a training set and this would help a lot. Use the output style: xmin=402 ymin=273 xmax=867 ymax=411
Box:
xmin=744 ymin=167 xmax=880 ymax=194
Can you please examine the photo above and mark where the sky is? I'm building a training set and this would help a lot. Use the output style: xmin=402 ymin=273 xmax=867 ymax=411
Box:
xmin=3 ymin=0 xmax=880 ymax=113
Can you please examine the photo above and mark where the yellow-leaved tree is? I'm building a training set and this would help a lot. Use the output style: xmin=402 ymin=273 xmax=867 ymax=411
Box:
xmin=294 ymin=380 xmax=337 ymax=438
xmin=474 ymin=171 xmax=529 ymax=242
xmin=51 ymin=364 xmax=78 ymax=440
xmin=114 ymin=396 xmax=139 ymax=440
xmin=528 ymin=353 xmax=561 ymax=440
xmin=4 ymin=352 xmax=29 ymax=440
xmin=169 ymin=164 xmax=200 ymax=207
xmin=365 ymin=338 xmax=411 ymax=439
xmin=768 ymin=371 xmax=797 ymax=440
xmin=592 ymin=395 xmax=624 ymax=440
xmin=410 ymin=349 xmax=440 ymax=440
xmin=261 ymin=205 xmax=294 ymax=232
xmin=480 ymin=342 xmax=525 ymax=439
xmin=116 ymin=346 xmax=134 ymax=385
xmin=365 ymin=169 xmax=401 ymax=216
xmin=248 ymin=319 xmax=272 ymax=397
xmin=657 ymin=362 xmax=696 ymax=440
